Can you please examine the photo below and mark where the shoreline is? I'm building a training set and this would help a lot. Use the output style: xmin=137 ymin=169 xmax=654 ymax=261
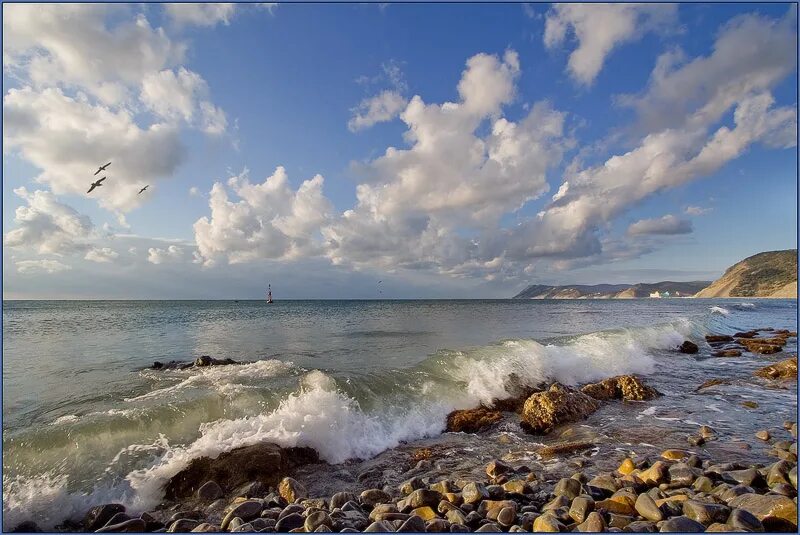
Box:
xmin=14 ymin=328 xmax=798 ymax=534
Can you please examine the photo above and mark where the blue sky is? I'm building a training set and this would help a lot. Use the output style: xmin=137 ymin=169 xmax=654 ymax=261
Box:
xmin=2 ymin=2 xmax=797 ymax=298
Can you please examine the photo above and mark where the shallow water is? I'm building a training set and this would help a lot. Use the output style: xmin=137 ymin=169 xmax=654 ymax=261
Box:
xmin=2 ymin=298 xmax=797 ymax=528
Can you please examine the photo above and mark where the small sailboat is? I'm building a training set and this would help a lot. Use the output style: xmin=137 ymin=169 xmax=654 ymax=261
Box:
xmin=267 ymin=284 xmax=274 ymax=304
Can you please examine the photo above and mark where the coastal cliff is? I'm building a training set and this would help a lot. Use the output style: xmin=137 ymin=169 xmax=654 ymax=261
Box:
xmin=695 ymin=250 xmax=798 ymax=298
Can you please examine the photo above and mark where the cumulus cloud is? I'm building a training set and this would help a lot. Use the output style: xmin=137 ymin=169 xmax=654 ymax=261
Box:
xmin=193 ymin=167 xmax=334 ymax=265
xmin=164 ymin=3 xmax=237 ymax=27
xmin=3 ymin=87 xmax=185 ymax=213
xmin=16 ymin=259 xmax=72 ymax=274
xmin=685 ymin=205 xmax=711 ymax=216
xmin=85 ymin=247 xmax=120 ymax=263
xmin=627 ymin=215 xmax=693 ymax=236
xmin=148 ymin=244 xmax=192 ymax=264
xmin=3 ymin=187 xmax=93 ymax=255
xmin=348 ymin=90 xmax=407 ymax=132
xmin=326 ymin=50 xmax=569 ymax=273
xmin=3 ymin=3 xmax=227 ymax=215
xmin=544 ymin=3 xmax=678 ymax=85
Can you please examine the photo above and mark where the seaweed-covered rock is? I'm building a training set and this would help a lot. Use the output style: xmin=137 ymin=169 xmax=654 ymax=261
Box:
xmin=446 ymin=408 xmax=502 ymax=433
xmin=580 ymin=375 xmax=660 ymax=401
xmin=754 ymin=357 xmax=797 ymax=380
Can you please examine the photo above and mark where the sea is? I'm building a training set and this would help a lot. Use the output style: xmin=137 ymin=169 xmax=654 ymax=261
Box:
xmin=2 ymin=299 xmax=797 ymax=529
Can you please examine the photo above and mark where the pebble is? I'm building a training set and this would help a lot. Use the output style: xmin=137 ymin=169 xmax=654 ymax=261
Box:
xmin=755 ymin=430 xmax=771 ymax=441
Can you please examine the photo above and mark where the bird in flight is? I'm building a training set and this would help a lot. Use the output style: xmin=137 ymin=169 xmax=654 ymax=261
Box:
xmin=87 ymin=176 xmax=107 ymax=194
xmin=138 ymin=185 xmax=149 ymax=195
xmin=94 ymin=162 xmax=111 ymax=175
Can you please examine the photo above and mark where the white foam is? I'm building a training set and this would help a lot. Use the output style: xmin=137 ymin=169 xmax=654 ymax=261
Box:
xmin=126 ymin=359 xmax=294 ymax=402
xmin=709 ymin=306 xmax=730 ymax=316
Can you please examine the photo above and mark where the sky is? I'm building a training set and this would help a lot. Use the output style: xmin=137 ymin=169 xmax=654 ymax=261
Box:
xmin=2 ymin=2 xmax=798 ymax=299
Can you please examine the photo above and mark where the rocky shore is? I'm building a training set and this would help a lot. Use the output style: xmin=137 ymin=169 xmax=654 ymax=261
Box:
xmin=11 ymin=328 xmax=798 ymax=533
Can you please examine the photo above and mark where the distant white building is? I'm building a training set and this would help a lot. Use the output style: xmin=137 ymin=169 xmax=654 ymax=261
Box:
xmin=649 ymin=291 xmax=661 ymax=298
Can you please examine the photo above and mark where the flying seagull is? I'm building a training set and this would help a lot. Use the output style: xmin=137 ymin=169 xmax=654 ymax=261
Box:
xmin=138 ymin=185 xmax=149 ymax=195
xmin=87 ymin=176 xmax=107 ymax=194
xmin=94 ymin=162 xmax=111 ymax=175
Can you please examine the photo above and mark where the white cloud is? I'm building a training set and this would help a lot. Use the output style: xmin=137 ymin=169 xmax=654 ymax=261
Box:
xmin=348 ymin=90 xmax=407 ymax=132
xmin=147 ymin=244 xmax=190 ymax=264
xmin=544 ymin=4 xmax=678 ymax=85
xmin=3 ymin=187 xmax=93 ymax=255
xmin=164 ymin=3 xmax=237 ymax=27
xmin=16 ymin=259 xmax=72 ymax=274
xmin=193 ymin=167 xmax=334 ymax=265
xmin=685 ymin=205 xmax=711 ymax=216
xmin=3 ymin=4 xmax=185 ymax=105
xmin=85 ymin=247 xmax=120 ymax=263
xmin=140 ymin=67 xmax=227 ymax=134
xmin=3 ymin=87 xmax=185 ymax=213
xmin=189 ymin=186 xmax=200 ymax=197
xmin=627 ymin=214 xmax=693 ymax=236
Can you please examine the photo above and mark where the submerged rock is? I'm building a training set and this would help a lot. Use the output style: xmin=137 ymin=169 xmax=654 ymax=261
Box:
xmin=446 ymin=408 xmax=503 ymax=433
xmin=678 ymin=341 xmax=699 ymax=354
xmin=580 ymin=375 xmax=661 ymax=401
xmin=520 ymin=383 xmax=601 ymax=434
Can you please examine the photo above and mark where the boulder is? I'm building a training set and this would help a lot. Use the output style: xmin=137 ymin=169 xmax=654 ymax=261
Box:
xmin=445 ymin=408 xmax=502 ymax=433
xmin=163 ymin=443 xmax=318 ymax=500
xmin=678 ymin=341 xmax=699 ymax=354
xmin=754 ymin=357 xmax=797 ymax=380
xmin=278 ymin=477 xmax=307 ymax=503
xmin=705 ymin=335 xmax=734 ymax=343
xmin=194 ymin=355 xmax=239 ymax=367
xmin=580 ymin=375 xmax=660 ymax=401
xmin=727 ymin=494 xmax=797 ymax=531
xmin=520 ymin=383 xmax=601 ymax=434
xmin=83 ymin=504 xmax=126 ymax=532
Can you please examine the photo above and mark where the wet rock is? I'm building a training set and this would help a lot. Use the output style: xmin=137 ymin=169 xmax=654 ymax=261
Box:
xmin=726 ymin=508 xmax=764 ymax=532
xmin=693 ymin=476 xmax=714 ymax=493
xmin=274 ymin=513 xmax=305 ymax=532
xmin=554 ymin=477 xmax=583 ymax=499
xmin=475 ymin=523 xmax=502 ymax=532
xmin=618 ymin=458 xmax=636 ymax=476
xmin=496 ymin=507 xmax=516 ymax=527
xmin=713 ymin=349 xmax=742 ymax=357
xmin=278 ymin=477 xmax=307 ymax=503
xmin=723 ymin=468 xmax=764 ymax=487
xmin=408 ymin=489 xmax=443 ymax=510
xmin=194 ymin=355 xmax=239 ymax=367
xmin=164 ymin=443 xmax=317 ymax=500
xmin=596 ymin=493 xmax=636 ymax=516
xmin=788 ymin=466 xmax=797 ymax=489
xmin=462 ymin=482 xmax=490 ymax=505
xmin=400 ymin=477 xmax=426 ymax=496
xmin=196 ymin=481 xmax=223 ymax=501
xmin=755 ymin=430 xmax=771 ymax=441
xmin=661 ymin=449 xmax=689 ymax=461
xmin=167 ymin=519 xmax=200 ymax=532
xmin=754 ymin=357 xmax=797 ymax=379
xmin=360 ymin=488 xmax=391 ymax=507
xmin=695 ymin=378 xmax=731 ymax=391
xmin=679 ymin=341 xmax=699 ymax=354
xmin=532 ymin=514 xmax=563 ymax=532
xmin=190 ymin=523 xmax=220 ymax=532
xmin=96 ymin=519 xmax=146 ymax=533
xmin=635 ymin=493 xmax=663 ymax=522
xmin=569 ymin=496 xmax=594 ymax=523
xmin=624 ymin=520 xmax=657 ymax=532
xmin=767 ymin=461 xmax=792 ymax=487
xmin=658 ymin=516 xmax=706 ymax=532
xmin=84 ymin=504 xmax=126 ymax=532
xmin=364 ymin=520 xmax=395 ymax=532
xmin=485 ymin=460 xmax=513 ymax=479
xmin=520 ymin=383 xmax=601 ymax=434
xmin=330 ymin=492 xmax=356 ymax=510
xmin=446 ymin=408 xmax=502 ymax=433
xmin=305 ymin=511 xmax=333 ymax=532
xmin=706 ymin=335 xmax=734 ymax=343
xmin=639 ymin=461 xmax=668 ymax=486
xmin=727 ymin=493 xmax=798 ymax=531
xmin=411 ymin=506 xmax=437 ymax=522
xmin=687 ymin=434 xmax=705 ymax=447
xmin=580 ymin=375 xmax=661 ymax=401
xmin=741 ymin=340 xmax=783 ymax=354
xmin=426 ymin=518 xmax=449 ymax=532
xmin=576 ymin=511 xmax=606 ymax=532
xmin=682 ymin=500 xmax=730 ymax=526
xmin=537 ymin=440 xmax=596 ymax=457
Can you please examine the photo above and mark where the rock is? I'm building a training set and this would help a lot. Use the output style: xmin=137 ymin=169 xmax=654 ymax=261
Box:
xmin=221 ymin=501 xmax=263 ymax=530
xmin=755 ymin=430 xmax=771 ymax=441
xmin=462 ymin=482 xmax=490 ymax=505
xmin=167 ymin=519 xmax=200 ymax=532
xmin=686 ymin=434 xmax=705 ymax=447
xmin=754 ymin=357 xmax=797 ymax=379
xmin=569 ymin=496 xmax=595 ymax=523
xmin=411 ymin=506 xmax=437 ymax=522
xmin=194 ymin=355 xmax=239 ymax=367
xmin=364 ymin=520 xmax=395 ymax=532
xmin=501 ymin=480 xmax=528 ymax=495
xmin=678 ymin=341 xmax=699 ymax=354
xmin=445 ymin=407 xmax=502 ymax=433
xmin=190 ymin=523 xmax=220 ymax=532
xmin=397 ymin=514 xmax=427 ymax=532
xmin=658 ymin=516 xmax=706 ymax=532
xmin=475 ymin=523 xmax=502 ymax=532
xmin=576 ymin=511 xmax=606 ymax=532
xmin=96 ymin=519 xmax=146 ymax=533
xmin=497 ymin=507 xmax=516 ymax=527
xmin=275 ymin=513 xmax=305 ymax=532
xmin=532 ymin=514 xmax=563 ymax=532
xmin=635 ymin=493 xmax=663 ymax=522
xmin=520 ymin=383 xmax=601 ymax=434
xmin=639 ymin=461 xmax=668 ymax=486
xmin=553 ymin=477 xmax=583 ymax=499
xmin=595 ymin=493 xmax=636 ymax=516
xmin=196 ymin=481 xmax=223 ymax=501
xmin=618 ymin=458 xmax=636 ymax=475
xmin=164 ymin=443 xmax=317 ymax=499
xmin=278 ymin=477 xmax=307 ymax=503
xmin=706 ymin=335 xmax=734 ymax=343
xmin=741 ymin=340 xmax=783 ymax=354
xmin=668 ymin=463 xmax=696 ymax=486
xmin=588 ymin=474 xmax=618 ymax=494
xmin=485 ymin=460 xmax=513 ymax=479
xmin=580 ymin=375 xmax=661 ymax=401
xmin=695 ymin=378 xmax=731 ymax=391
xmin=661 ymin=449 xmax=689 ymax=461
xmin=726 ymin=508 xmax=765 ymax=532
xmin=728 ymin=493 xmax=797 ymax=531
xmin=624 ymin=520 xmax=657 ymax=532
xmin=330 ymin=492 xmax=356 ymax=510
xmin=536 ymin=441 xmax=595 ymax=457
xmin=84 ymin=504 xmax=126 ymax=532
xmin=693 ymin=476 xmax=714 ymax=493
xmin=767 ymin=461 xmax=792 ymax=487
xmin=426 ymin=518 xmax=449 ymax=532
xmin=788 ymin=466 xmax=797 ymax=489
xmin=408 ymin=489 xmax=442 ymax=510
xmin=400 ymin=477 xmax=425 ymax=496
xmin=103 ymin=512 xmax=131 ymax=527
xmin=713 ymin=349 xmax=742 ymax=357
xmin=682 ymin=500 xmax=730 ymax=526
xmin=305 ymin=512 xmax=333 ymax=532
xmin=361 ymin=488 xmax=392 ymax=507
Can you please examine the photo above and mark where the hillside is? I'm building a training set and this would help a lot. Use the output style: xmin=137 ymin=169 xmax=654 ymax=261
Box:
xmin=695 ymin=249 xmax=797 ymax=298
xmin=513 ymin=281 xmax=710 ymax=299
